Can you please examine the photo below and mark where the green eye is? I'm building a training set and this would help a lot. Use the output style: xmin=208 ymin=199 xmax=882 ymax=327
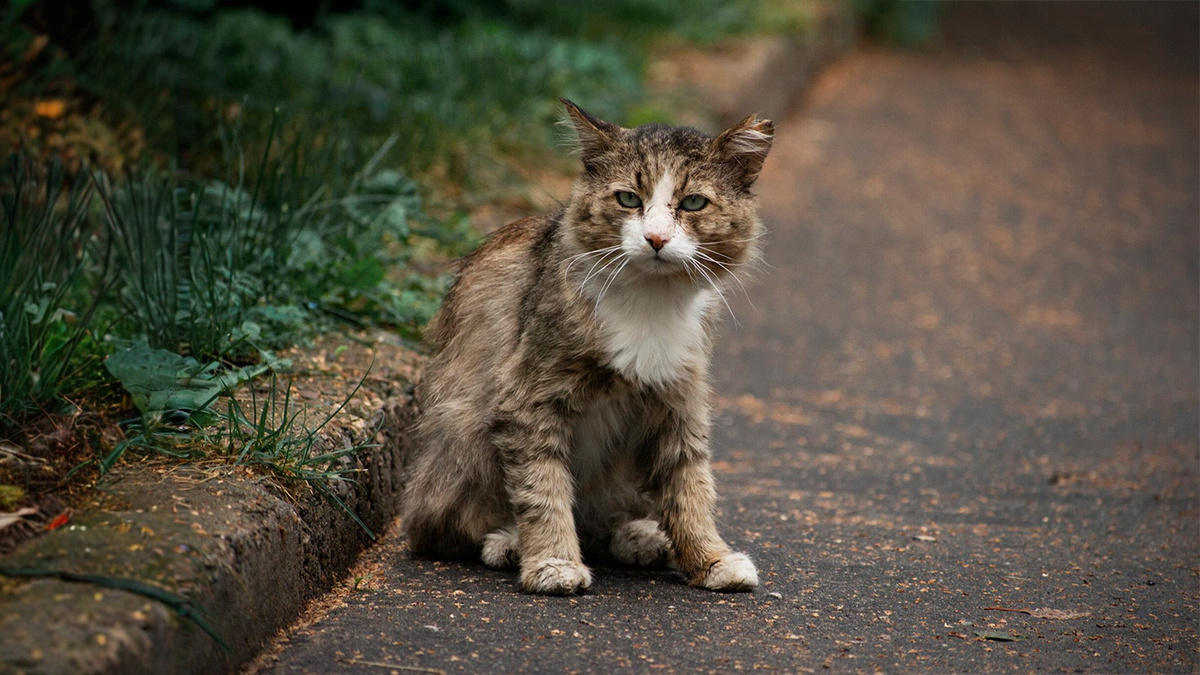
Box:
xmin=615 ymin=191 xmax=642 ymax=208
xmin=680 ymin=194 xmax=709 ymax=211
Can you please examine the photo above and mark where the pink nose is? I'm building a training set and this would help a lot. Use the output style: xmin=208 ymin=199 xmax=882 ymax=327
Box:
xmin=646 ymin=233 xmax=669 ymax=251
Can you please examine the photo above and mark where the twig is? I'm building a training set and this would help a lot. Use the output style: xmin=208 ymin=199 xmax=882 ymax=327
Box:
xmin=984 ymin=606 xmax=1091 ymax=620
xmin=336 ymin=658 xmax=446 ymax=674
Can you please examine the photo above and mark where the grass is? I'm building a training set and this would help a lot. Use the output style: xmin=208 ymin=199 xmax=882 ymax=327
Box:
xmin=220 ymin=370 xmax=379 ymax=537
xmin=0 ymin=153 xmax=113 ymax=432
xmin=1 ymin=131 xmax=449 ymax=499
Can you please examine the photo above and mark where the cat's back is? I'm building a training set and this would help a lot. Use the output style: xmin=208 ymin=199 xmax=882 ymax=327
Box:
xmin=426 ymin=212 xmax=561 ymax=352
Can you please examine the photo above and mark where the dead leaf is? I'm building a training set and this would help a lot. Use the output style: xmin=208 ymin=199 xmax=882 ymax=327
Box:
xmin=912 ymin=535 xmax=938 ymax=542
xmin=0 ymin=507 xmax=38 ymax=531
xmin=45 ymin=512 xmax=70 ymax=531
xmin=974 ymin=630 xmax=1018 ymax=641
xmin=1026 ymin=608 xmax=1091 ymax=620
xmin=984 ymin=606 xmax=1091 ymax=620
xmin=34 ymin=100 xmax=66 ymax=119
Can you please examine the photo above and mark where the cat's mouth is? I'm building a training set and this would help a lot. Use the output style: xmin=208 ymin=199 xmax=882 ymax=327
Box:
xmin=645 ymin=250 xmax=679 ymax=269
xmin=641 ymin=253 xmax=699 ymax=282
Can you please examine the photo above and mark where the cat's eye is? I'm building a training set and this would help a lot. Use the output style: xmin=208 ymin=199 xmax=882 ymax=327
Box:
xmin=615 ymin=191 xmax=642 ymax=209
xmin=680 ymin=194 xmax=709 ymax=211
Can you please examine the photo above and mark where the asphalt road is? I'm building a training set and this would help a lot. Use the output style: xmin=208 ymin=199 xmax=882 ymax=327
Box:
xmin=254 ymin=3 xmax=1198 ymax=672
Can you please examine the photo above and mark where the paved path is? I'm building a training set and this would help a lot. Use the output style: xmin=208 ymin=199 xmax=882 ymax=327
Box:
xmin=254 ymin=3 xmax=1198 ymax=672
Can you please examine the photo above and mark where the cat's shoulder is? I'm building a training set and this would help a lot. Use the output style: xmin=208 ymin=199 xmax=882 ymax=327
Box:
xmin=468 ymin=211 xmax=563 ymax=264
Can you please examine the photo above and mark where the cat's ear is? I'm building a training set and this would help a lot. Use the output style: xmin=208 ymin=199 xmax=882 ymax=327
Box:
xmin=712 ymin=114 xmax=775 ymax=188
xmin=561 ymin=99 xmax=620 ymax=169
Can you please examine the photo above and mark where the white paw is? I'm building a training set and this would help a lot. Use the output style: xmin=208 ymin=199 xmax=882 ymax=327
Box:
xmin=697 ymin=552 xmax=758 ymax=592
xmin=521 ymin=558 xmax=592 ymax=595
xmin=610 ymin=519 xmax=670 ymax=566
xmin=481 ymin=526 xmax=519 ymax=569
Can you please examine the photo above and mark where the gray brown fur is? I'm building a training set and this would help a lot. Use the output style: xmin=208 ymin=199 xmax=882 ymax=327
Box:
xmin=403 ymin=100 xmax=774 ymax=594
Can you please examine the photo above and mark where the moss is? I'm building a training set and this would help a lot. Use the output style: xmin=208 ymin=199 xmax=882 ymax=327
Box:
xmin=0 ymin=485 xmax=27 ymax=510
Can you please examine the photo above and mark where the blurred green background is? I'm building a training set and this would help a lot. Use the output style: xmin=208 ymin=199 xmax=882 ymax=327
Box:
xmin=0 ymin=0 xmax=939 ymax=469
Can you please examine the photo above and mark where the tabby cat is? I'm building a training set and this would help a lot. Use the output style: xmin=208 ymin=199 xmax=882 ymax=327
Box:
xmin=403 ymin=100 xmax=773 ymax=595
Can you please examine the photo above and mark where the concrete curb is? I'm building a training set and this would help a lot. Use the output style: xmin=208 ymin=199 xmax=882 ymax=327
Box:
xmin=0 ymin=339 xmax=419 ymax=675
xmin=0 ymin=5 xmax=856 ymax=673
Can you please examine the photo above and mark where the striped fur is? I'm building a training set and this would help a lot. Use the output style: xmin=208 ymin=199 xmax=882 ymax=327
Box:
xmin=402 ymin=100 xmax=773 ymax=594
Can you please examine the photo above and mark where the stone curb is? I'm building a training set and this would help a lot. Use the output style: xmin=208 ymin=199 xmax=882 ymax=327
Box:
xmin=0 ymin=338 xmax=419 ymax=675
xmin=0 ymin=5 xmax=855 ymax=673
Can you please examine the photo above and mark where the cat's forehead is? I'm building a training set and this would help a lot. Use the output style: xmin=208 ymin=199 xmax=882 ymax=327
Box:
xmin=597 ymin=123 xmax=718 ymax=183
xmin=625 ymin=123 xmax=711 ymax=159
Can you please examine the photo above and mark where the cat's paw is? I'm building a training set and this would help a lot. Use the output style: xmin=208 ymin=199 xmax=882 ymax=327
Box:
xmin=521 ymin=558 xmax=592 ymax=595
xmin=610 ymin=518 xmax=670 ymax=567
xmin=481 ymin=526 xmax=519 ymax=569
xmin=695 ymin=552 xmax=758 ymax=592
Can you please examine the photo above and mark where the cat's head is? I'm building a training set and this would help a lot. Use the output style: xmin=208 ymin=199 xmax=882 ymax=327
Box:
xmin=561 ymin=99 xmax=773 ymax=291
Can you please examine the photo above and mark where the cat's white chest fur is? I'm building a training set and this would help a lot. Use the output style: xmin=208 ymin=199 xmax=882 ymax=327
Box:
xmin=594 ymin=281 xmax=713 ymax=386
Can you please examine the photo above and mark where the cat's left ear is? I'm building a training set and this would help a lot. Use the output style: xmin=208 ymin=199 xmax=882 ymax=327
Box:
xmin=561 ymin=99 xmax=621 ymax=170
xmin=712 ymin=114 xmax=775 ymax=188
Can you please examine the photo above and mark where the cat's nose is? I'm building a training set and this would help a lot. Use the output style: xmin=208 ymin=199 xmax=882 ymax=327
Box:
xmin=645 ymin=233 xmax=669 ymax=251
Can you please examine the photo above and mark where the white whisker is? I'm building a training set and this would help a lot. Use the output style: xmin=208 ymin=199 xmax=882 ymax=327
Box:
xmin=581 ymin=249 xmax=625 ymax=289
xmin=698 ymin=233 xmax=767 ymax=247
xmin=596 ymin=254 xmax=633 ymax=305
xmin=693 ymin=250 xmax=757 ymax=311
xmin=688 ymin=258 xmax=740 ymax=329
xmin=563 ymin=245 xmax=622 ymax=274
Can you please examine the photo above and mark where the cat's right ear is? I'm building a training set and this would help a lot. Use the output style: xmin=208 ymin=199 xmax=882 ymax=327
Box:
xmin=712 ymin=114 xmax=775 ymax=189
xmin=561 ymin=99 xmax=620 ymax=170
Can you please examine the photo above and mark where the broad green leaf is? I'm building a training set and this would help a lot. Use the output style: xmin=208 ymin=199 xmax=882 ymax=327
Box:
xmin=104 ymin=344 xmax=266 ymax=415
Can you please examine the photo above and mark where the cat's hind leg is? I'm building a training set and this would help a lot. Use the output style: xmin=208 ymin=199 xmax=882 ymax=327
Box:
xmin=481 ymin=524 xmax=520 ymax=569
xmin=609 ymin=518 xmax=671 ymax=567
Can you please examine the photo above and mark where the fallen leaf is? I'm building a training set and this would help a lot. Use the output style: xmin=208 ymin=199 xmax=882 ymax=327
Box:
xmin=912 ymin=535 xmax=938 ymax=542
xmin=34 ymin=100 xmax=66 ymax=119
xmin=984 ymin=606 xmax=1090 ymax=620
xmin=1026 ymin=608 xmax=1091 ymax=620
xmin=45 ymin=511 xmax=70 ymax=531
xmin=974 ymin=630 xmax=1018 ymax=641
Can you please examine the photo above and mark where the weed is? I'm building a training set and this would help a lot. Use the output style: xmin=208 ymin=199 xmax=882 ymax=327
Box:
xmin=0 ymin=152 xmax=113 ymax=434
xmin=219 ymin=371 xmax=379 ymax=538
xmin=97 ymin=343 xmax=271 ymax=471
xmin=95 ymin=116 xmax=451 ymax=360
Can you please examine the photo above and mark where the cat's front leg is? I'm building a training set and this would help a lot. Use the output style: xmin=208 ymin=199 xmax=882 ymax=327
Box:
xmin=642 ymin=392 xmax=758 ymax=592
xmin=491 ymin=403 xmax=592 ymax=595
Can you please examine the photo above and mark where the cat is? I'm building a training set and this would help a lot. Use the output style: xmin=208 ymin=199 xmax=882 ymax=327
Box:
xmin=402 ymin=99 xmax=773 ymax=595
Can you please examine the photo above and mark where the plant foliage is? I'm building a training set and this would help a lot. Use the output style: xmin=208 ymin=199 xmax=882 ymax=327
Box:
xmin=0 ymin=153 xmax=111 ymax=432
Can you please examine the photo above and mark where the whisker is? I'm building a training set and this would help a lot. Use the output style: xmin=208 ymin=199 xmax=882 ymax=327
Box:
xmin=563 ymin=245 xmax=622 ymax=274
xmin=692 ymin=250 xmax=744 ymax=284
xmin=688 ymin=258 xmax=740 ymax=329
xmin=597 ymin=255 xmax=633 ymax=304
xmin=692 ymin=250 xmax=757 ymax=311
xmin=698 ymin=233 xmax=767 ymax=246
xmin=581 ymin=249 xmax=625 ymax=289
xmin=695 ymin=246 xmax=747 ymax=263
